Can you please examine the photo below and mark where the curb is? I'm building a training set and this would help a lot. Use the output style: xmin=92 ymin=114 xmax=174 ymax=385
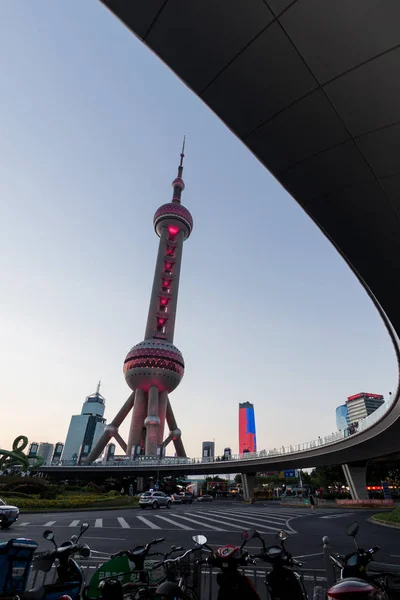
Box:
xmin=368 ymin=517 xmax=400 ymax=529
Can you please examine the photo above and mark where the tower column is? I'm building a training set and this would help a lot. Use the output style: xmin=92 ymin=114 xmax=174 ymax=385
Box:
xmin=127 ymin=389 xmax=147 ymax=457
xmin=145 ymin=386 xmax=160 ymax=456
xmin=145 ymin=227 xmax=169 ymax=340
xmin=342 ymin=462 xmax=368 ymax=500
xmin=158 ymin=391 xmax=168 ymax=446
xmin=165 ymin=230 xmax=184 ymax=343
xmin=166 ymin=399 xmax=186 ymax=457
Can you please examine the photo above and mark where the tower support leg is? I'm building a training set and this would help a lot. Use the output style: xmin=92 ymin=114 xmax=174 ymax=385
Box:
xmin=342 ymin=463 xmax=368 ymax=500
xmin=242 ymin=473 xmax=256 ymax=502
xmin=126 ymin=389 xmax=148 ymax=457
xmin=166 ymin=399 xmax=186 ymax=457
xmin=158 ymin=391 xmax=168 ymax=446
xmin=145 ymin=386 xmax=160 ymax=456
xmin=87 ymin=392 xmax=135 ymax=462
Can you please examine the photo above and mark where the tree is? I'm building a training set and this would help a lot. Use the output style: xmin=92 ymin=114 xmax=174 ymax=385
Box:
xmin=234 ymin=474 xmax=242 ymax=484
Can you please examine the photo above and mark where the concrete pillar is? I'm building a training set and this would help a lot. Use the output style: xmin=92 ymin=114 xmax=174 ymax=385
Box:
xmin=166 ymin=399 xmax=186 ymax=457
xmin=157 ymin=391 xmax=168 ymax=446
xmin=145 ymin=386 xmax=160 ymax=456
xmin=127 ymin=389 xmax=148 ymax=456
xmin=87 ymin=392 xmax=135 ymax=462
xmin=145 ymin=227 xmax=169 ymax=340
xmin=342 ymin=463 xmax=368 ymax=500
xmin=165 ymin=230 xmax=184 ymax=343
xmin=242 ymin=473 xmax=256 ymax=502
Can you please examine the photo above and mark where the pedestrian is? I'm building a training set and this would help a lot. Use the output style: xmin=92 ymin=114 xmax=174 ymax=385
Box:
xmin=309 ymin=492 xmax=315 ymax=511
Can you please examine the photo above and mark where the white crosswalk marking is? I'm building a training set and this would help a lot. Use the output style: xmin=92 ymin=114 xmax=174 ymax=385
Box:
xmin=95 ymin=519 xmax=103 ymax=528
xmin=169 ymin=514 xmax=226 ymax=531
xmin=205 ymin=511 xmax=290 ymax=533
xmin=223 ymin=510 xmax=288 ymax=523
xmin=44 ymin=521 xmax=56 ymax=527
xmin=17 ymin=522 xmax=30 ymax=527
xmin=117 ymin=517 xmax=130 ymax=529
xmin=69 ymin=520 xmax=80 ymax=527
xmin=185 ymin=512 xmax=266 ymax=533
xmin=154 ymin=515 xmax=193 ymax=530
xmin=320 ymin=513 xmax=354 ymax=520
xmin=137 ymin=516 xmax=161 ymax=529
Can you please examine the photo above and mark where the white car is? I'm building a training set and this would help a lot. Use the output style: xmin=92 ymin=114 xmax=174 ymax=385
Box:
xmin=0 ymin=498 xmax=19 ymax=528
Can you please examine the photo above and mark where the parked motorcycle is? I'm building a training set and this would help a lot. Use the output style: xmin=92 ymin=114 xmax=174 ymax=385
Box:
xmin=85 ymin=537 xmax=168 ymax=599
xmin=328 ymin=521 xmax=400 ymax=599
xmin=195 ymin=531 xmax=261 ymax=600
xmin=0 ymin=522 xmax=91 ymax=600
xmin=247 ymin=528 xmax=308 ymax=600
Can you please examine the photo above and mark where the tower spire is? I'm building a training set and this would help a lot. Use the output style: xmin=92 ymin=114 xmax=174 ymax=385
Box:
xmin=96 ymin=380 xmax=101 ymax=395
xmin=172 ymin=136 xmax=186 ymax=204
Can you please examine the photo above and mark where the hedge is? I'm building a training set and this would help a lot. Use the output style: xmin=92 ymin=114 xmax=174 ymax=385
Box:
xmin=4 ymin=495 xmax=140 ymax=510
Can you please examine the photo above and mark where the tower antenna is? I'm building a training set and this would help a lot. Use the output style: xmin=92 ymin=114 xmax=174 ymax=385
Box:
xmin=96 ymin=380 xmax=101 ymax=395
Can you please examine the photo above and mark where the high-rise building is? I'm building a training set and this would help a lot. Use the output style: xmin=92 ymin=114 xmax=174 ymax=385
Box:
xmin=51 ymin=442 xmax=64 ymax=464
xmin=62 ymin=383 xmax=106 ymax=462
xmin=239 ymin=402 xmax=257 ymax=454
xmin=88 ymin=141 xmax=192 ymax=461
xmin=336 ymin=404 xmax=349 ymax=430
xmin=37 ymin=442 xmax=55 ymax=465
xmin=346 ymin=393 xmax=384 ymax=423
xmin=202 ymin=441 xmax=215 ymax=461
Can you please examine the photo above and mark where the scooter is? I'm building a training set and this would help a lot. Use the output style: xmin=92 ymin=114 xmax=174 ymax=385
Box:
xmin=195 ymin=532 xmax=261 ymax=600
xmin=247 ymin=528 xmax=308 ymax=600
xmin=85 ymin=537 xmax=167 ymax=599
xmin=0 ymin=523 xmax=91 ymax=600
xmin=327 ymin=521 xmax=400 ymax=599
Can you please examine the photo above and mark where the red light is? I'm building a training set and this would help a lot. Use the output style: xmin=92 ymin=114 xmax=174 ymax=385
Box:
xmin=163 ymin=281 xmax=170 ymax=288
xmin=168 ymin=226 xmax=179 ymax=235
xmin=160 ymin=298 xmax=168 ymax=305
xmin=158 ymin=318 xmax=165 ymax=325
xmin=165 ymin=263 xmax=172 ymax=270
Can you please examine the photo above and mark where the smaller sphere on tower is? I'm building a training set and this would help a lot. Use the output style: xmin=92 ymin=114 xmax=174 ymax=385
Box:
xmin=154 ymin=202 xmax=193 ymax=239
xmin=123 ymin=339 xmax=185 ymax=393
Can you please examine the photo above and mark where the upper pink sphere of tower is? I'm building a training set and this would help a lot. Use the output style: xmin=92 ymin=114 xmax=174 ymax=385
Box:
xmin=123 ymin=339 xmax=185 ymax=393
xmin=154 ymin=202 xmax=193 ymax=239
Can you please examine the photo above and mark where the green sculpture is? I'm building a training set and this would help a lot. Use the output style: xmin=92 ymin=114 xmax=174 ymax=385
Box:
xmin=0 ymin=436 xmax=44 ymax=472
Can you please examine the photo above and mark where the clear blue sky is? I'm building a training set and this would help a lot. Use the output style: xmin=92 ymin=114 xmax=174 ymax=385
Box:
xmin=0 ymin=1 xmax=397 ymax=458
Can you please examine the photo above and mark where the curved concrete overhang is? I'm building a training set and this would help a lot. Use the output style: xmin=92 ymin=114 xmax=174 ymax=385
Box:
xmin=98 ymin=0 xmax=400 ymax=465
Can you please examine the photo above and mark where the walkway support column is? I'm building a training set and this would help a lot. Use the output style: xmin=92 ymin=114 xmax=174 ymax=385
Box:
xmin=342 ymin=463 xmax=368 ymax=500
xmin=242 ymin=473 xmax=256 ymax=502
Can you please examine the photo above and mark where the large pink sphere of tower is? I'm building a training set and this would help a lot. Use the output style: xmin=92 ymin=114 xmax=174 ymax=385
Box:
xmin=123 ymin=339 xmax=185 ymax=393
xmin=154 ymin=202 xmax=193 ymax=239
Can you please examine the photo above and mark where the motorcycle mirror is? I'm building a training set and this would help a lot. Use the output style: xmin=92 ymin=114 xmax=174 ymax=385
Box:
xmin=192 ymin=535 xmax=207 ymax=546
xmin=276 ymin=530 xmax=289 ymax=542
xmin=79 ymin=544 xmax=91 ymax=559
xmin=43 ymin=530 xmax=57 ymax=548
xmin=70 ymin=535 xmax=78 ymax=543
xmin=80 ymin=522 xmax=90 ymax=533
xmin=347 ymin=521 xmax=359 ymax=538
xmin=241 ymin=529 xmax=257 ymax=541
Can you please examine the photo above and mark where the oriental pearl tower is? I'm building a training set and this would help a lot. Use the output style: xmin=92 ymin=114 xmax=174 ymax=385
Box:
xmin=88 ymin=140 xmax=192 ymax=461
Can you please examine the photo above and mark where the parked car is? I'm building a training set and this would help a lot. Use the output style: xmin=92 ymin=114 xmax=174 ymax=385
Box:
xmin=139 ymin=491 xmax=172 ymax=509
xmin=196 ymin=495 xmax=213 ymax=502
xmin=181 ymin=493 xmax=194 ymax=504
xmin=0 ymin=498 xmax=19 ymax=528
xmin=170 ymin=494 xmax=182 ymax=504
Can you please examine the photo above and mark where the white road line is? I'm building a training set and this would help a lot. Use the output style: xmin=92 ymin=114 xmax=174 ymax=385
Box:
xmin=185 ymin=512 xmax=269 ymax=534
xmin=154 ymin=516 xmax=193 ymax=530
xmin=17 ymin=522 xmax=30 ymax=527
xmin=137 ymin=516 xmax=161 ymax=530
xmin=44 ymin=521 xmax=56 ymax=527
xmin=320 ymin=513 xmax=354 ymax=520
xmin=204 ymin=511 xmax=286 ymax=533
xmin=117 ymin=517 xmax=130 ymax=529
xmin=171 ymin=515 xmax=226 ymax=531
xmin=94 ymin=519 xmax=103 ymax=528
xmin=69 ymin=520 xmax=80 ymax=527
xmin=221 ymin=510 xmax=288 ymax=524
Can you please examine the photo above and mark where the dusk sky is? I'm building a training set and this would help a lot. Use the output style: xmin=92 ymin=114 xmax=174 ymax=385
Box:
xmin=0 ymin=1 xmax=397 ymax=459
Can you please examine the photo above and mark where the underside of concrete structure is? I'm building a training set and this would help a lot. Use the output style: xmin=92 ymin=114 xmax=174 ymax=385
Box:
xmin=95 ymin=1 xmax=400 ymax=495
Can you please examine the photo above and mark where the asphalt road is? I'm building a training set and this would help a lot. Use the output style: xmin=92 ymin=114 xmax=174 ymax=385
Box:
xmin=4 ymin=501 xmax=399 ymax=573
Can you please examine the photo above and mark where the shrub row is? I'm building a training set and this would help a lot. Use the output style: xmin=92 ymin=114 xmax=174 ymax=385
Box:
xmin=374 ymin=507 xmax=400 ymax=524
xmin=4 ymin=495 xmax=140 ymax=510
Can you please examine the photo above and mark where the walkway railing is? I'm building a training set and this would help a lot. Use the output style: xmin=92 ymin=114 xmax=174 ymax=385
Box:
xmin=45 ymin=396 xmax=396 ymax=469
